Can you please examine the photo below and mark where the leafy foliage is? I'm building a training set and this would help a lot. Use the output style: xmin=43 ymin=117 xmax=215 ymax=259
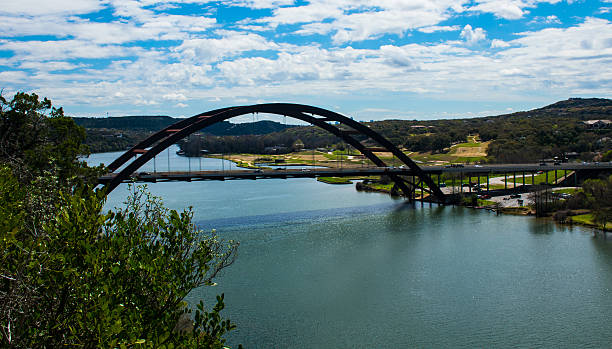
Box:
xmin=0 ymin=92 xmax=240 ymax=347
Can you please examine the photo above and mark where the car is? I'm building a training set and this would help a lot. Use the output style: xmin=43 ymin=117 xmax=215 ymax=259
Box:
xmin=539 ymin=161 xmax=547 ymax=166
xmin=301 ymin=168 xmax=311 ymax=172
xmin=139 ymin=171 xmax=151 ymax=176
xmin=474 ymin=164 xmax=482 ymax=168
xmin=275 ymin=167 xmax=284 ymax=171
xmin=553 ymin=162 xmax=561 ymax=166
xmin=254 ymin=169 xmax=263 ymax=173
xmin=477 ymin=194 xmax=491 ymax=199
xmin=510 ymin=194 xmax=521 ymax=199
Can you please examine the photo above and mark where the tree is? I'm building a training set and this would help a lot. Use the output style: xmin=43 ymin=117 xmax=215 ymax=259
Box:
xmin=0 ymin=93 xmax=240 ymax=347
xmin=0 ymin=92 xmax=96 ymax=184
xmin=582 ymin=176 xmax=612 ymax=232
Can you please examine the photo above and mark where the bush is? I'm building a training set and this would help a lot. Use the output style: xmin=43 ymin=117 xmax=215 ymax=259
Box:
xmin=1 ymin=182 xmax=239 ymax=347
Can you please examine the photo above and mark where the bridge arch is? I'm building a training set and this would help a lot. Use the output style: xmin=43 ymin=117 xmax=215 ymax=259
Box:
xmin=103 ymin=103 xmax=445 ymax=202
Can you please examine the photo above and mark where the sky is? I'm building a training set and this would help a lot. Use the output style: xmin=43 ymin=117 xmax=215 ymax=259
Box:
xmin=1 ymin=0 xmax=611 ymax=122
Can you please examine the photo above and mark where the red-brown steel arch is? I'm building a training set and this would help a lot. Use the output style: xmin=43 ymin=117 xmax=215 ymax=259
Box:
xmin=103 ymin=103 xmax=446 ymax=202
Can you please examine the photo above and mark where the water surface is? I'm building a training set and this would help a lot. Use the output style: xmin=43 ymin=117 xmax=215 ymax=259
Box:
xmin=88 ymin=150 xmax=612 ymax=348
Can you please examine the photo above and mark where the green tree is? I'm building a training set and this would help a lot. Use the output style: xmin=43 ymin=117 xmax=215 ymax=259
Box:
xmin=0 ymin=92 xmax=97 ymax=184
xmin=582 ymin=176 xmax=612 ymax=231
xmin=0 ymin=92 xmax=240 ymax=347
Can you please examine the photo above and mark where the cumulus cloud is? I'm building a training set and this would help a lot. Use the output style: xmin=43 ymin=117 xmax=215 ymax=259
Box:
xmin=468 ymin=0 xmax=525 ymax=19
xmin=1 ymin=0 xmax=611 ymax=116
xmin=0 ymin=0 xmax=106 ymax=16
xmin=460 ymin=25 xmax=487 ymax=45
xmin=529 ymin=15 xmax=562 ymax=24
xmin=491 ymin=39 xmax=511 ymax=48
xmin=174 ymin=31 xmax=277 ymax=63
xmin=256 ymin=0 xmax=469 ymax=44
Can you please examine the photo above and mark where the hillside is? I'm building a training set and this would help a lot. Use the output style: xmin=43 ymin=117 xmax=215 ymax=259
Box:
xmin=74 ymin=115 xmax=295 ymax=152
xmin=76 ymin=98 xmax=612 ymax=160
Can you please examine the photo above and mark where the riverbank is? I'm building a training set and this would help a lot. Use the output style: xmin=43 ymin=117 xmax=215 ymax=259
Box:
xmin=355 ymin=180 xmax=612 ymax=234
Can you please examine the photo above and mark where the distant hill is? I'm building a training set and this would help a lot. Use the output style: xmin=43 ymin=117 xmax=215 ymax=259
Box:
xmin=72 ymin=116 xmax=293 ymax=136
xmin=539 ymin=98 xmax=612 ymax=110
xmin=76 ymin=98 xmax=611 ymax=158
xmin=73 ymin=115 xmax=297 ymax=153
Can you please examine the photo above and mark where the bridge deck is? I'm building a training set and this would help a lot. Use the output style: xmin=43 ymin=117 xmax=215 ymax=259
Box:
xmin=98 ymin=163 xmax=612 ymax=184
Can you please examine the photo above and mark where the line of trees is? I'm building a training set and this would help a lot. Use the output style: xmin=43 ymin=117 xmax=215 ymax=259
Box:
xmin=1 ymin=93 xmax=240 ymax=347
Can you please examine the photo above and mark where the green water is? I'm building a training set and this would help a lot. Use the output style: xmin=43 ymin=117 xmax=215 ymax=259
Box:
xmin=90 ymin=150 xmax=612 ymax=348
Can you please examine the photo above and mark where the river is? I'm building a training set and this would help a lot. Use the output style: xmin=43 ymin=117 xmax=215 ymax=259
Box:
xmin=87 ymin=148 xmax=612 ymax=348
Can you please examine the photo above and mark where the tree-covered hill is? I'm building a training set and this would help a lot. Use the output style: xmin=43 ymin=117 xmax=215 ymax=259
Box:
xmin=73 ymin=115 xmax=295 ymax=152
xmin=76 ymin=98 xmax=611 ymax=162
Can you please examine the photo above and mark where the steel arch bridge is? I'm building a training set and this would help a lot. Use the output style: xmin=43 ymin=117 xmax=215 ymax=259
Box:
xmin=102 ymin=103 xmax=446 ymax=202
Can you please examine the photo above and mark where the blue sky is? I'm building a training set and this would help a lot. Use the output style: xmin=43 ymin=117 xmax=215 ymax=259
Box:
xmin=1 ymin=0 xmax=611 ymax=121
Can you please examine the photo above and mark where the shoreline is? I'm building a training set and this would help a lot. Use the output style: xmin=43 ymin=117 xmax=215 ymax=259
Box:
xmin=355 ymin=181 xmax=610 ymax=234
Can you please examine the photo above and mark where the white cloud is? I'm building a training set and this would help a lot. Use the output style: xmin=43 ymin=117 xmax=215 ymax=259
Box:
xmin=1 ymin=0 xmax=610 ymax=117
xmin=19 ymin=61 xmax=86 ymax=71
xmin=599 ymin=7 xmax=612 ymax=14
xmin=468 ymin=0 xmax=566 ymax=20
xmin=468 ymin=0 xmax=525 ymax=19
xmin=460 ymin=25 xmax=487 ymax=45
xmin=491 ymin=39 xmax=511 ymax=48
xmin=257 ymin=0 xmax=470 ymax=43
xmin=163 ymin=92 xmax=188 ymax=101
xmin=0 ymin=8 xmax=216 ymax=45
xmin=418 ymin=25 xmax=461 ymax=33
xmin=175 ymin=31 xmax=277 ymax=63
xmin=0 ymin=0 xmax=106 ymax=16
xmin=0 ymin=39 xmax=139 ymax=62
xmin=529 ymin=14 xmax=562 ymax=24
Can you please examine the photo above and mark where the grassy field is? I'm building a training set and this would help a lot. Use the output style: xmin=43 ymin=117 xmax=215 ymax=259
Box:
xmin=317 ymin=177 xmax=353 ymax=184
xmin=553 ymin=188 xmax=581 ymax=195
xmin=208 ymin=134 xmax=492 ymax=168
xmin=570 ymin=213 xmax=612 ymax=230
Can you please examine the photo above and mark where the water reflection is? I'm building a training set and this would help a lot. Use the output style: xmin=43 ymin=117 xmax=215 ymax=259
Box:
xmin=527 ymin=217 xmax=556 ymax=235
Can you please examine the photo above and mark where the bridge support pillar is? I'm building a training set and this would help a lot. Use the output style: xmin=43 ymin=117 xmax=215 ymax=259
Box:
xmin=522 ymin=171 xmax=525 ymax=187
xmin=420 ymin=180 xmax=424 ymax=204
xmin=546 ymin=171 xmax=548 ymax=184
xmin=504 ymin=173 xmax=507 ymax=190
xmin=574 ymin=170 xmax=578 ymax=186
xmin=532 ymin=172 xmax=535 ymax=185
xmin=487 ymin=173 xmax=490 ymax=193
xmin=468 ymin=174 xmax=471 ymax=193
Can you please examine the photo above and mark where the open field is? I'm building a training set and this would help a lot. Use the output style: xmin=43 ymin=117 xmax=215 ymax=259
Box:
xmin=570 ymin=213 xmax=612 ymax=230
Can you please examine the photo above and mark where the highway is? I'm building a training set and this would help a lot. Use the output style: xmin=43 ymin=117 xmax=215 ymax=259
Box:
xmin=98 ymin=162 xmax=612 ymax=184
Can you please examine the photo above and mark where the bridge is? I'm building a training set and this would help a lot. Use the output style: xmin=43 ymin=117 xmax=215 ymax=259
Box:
xmin=101 ymin=103 xmax=447 ymax=202
xmin=99 ymin=162 xmax=612 ymax=197
xmin=99 ymin=103 xmax=612 ymax=202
